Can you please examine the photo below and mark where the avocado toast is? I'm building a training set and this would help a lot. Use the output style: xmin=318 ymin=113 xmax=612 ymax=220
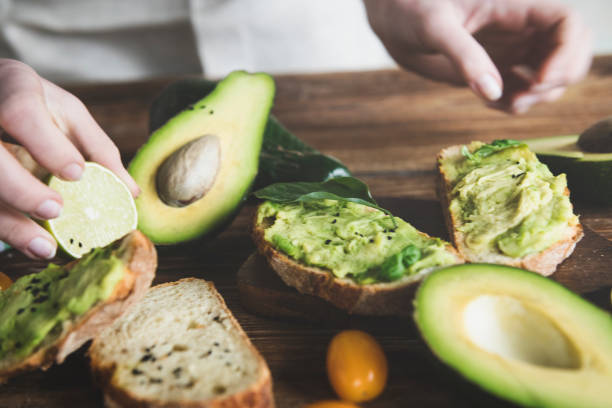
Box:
xmin=0 ymin=230 xmax=157 ymax=382
xmin=253 ymin=199 xmax=463 ymax=316
xmin=437 ymin=140 xmax=583 ymax=275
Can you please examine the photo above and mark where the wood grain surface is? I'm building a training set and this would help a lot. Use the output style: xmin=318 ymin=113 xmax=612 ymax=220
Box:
xmin=2 ymin=56 xmax=612 ymax=407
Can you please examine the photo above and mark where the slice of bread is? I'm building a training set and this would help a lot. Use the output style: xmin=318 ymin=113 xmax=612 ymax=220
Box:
xmin=252 ymin=210 xmax=463 ymax=316
xmin=89 ymin=278 xmax=274 ymax=408
xmin=437 ymin=144 xmax=583 ymax=276
xmin=0 ymin=230 xmax=157 ymax=383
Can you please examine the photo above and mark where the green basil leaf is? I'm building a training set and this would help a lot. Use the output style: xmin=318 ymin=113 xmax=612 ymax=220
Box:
xmin=463 ymin=139 xmax=524 ymax=163
xmin=253 ymin=177 xmax=394 ymax=221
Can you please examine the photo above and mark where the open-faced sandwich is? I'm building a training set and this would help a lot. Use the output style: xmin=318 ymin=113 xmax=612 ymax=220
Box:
xmin=0 ymin=230 xmax=157 ymax=382
xmin=437 ymin=140 xmax=583 ymax=276
xmin=253 ymin=192 xmax=463 ymax=316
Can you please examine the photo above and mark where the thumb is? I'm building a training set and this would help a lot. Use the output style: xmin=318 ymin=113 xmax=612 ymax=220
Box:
xmin=425 ymin=21 xmax=503 ymax=101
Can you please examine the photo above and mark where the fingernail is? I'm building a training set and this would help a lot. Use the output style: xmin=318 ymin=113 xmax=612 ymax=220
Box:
xmin=28 ymin=237 xmax=56 ymax=259
xmin=61 ymin=163 xmax=83 ymax=181
xmin=35 ymin=199 xmax=62 ymax=219
xmin=513 ymin=95 xmax=540 ymax=113
xmin=473 ymin=74 xmax=502 ymax=101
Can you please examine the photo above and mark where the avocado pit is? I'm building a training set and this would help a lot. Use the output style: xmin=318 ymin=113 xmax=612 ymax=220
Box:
xmin=156 ymin=135 xmax=221 ymax=207
xmin=463 ymin=294 xmax=580 ymax=369
xmin=577 ymin=116 xmax=612 ymax=153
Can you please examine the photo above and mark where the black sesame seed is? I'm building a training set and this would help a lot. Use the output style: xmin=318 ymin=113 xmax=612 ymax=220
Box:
xmin=214 ymin=342 xmax=220 ymax=347
xmin=369 ymin=239 xmax=374 ymax=243
xmin=387 ymin=236 xmax=392 ymax=240
xmin=31 ymin=278 xmax=41 ymax=284
xmin=34 ymin=295 xmax=49 ymax=304
xmin=213 ymin=316 xmax=221 ymax=322
xmin=334 ymin=213 xmax=340 ymax=217
xmin=70 ymin=238 xmax=74 ymax=244
xmin=17 ymin=308 xmax=25 ymax=315
xmin=332 ymin=219 xmax=337 ymax=224
xmin=140 ymin=353 xmax=155 ymax=363
xmin=324 ymin=239 xmax=331 ymax=245
xmin=78 ymin=242 xmax=83 ymax=248
xmin=131 ymin=368 xmax=143 ymax=376
xmin=199 ymin=350 xmax=212 ymax=358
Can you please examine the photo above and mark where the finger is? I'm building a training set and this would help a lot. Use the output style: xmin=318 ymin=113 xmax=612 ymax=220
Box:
xmin=487 ymin=86 xmax=566 ymax=114
xmin=0 ymin=65 xmax=85 ymax=181
xmin=0 ymin=202 xmax=57 ymax=259
xmin=511 ymin=87 xmax=566 ymax=114
xmin=421 ymin=16 xmax=503 ymax=101
xmin=41 ymin=79 xmax=140 ymax=197
xmin=394 ymin=53 xmax=464 ymax=85
xmin=528 ymin=6 xmax=593 ymax=86
xmin=0 ymin=144 xmax=63 ymax=220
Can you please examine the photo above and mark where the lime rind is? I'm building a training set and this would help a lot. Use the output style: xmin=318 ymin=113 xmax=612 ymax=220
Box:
xmin=45 ymin=162 xmax=137 ymax=258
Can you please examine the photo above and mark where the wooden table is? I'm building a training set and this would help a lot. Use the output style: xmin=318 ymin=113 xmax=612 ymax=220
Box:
xmin=2 ymin=56 xmax=612 ymax=407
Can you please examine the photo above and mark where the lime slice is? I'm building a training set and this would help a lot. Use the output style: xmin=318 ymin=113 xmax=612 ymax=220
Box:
xmin=45 ymin=162 xmax=137 ymax=258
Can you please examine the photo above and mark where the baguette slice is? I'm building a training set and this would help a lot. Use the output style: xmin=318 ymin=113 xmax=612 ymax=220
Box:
xmin=0 ymin=230 xmax=157 ymax=383
xmin=253 ymin=208 xmax=463 ymax=316
xmin=89 ymin=278 xmax=274 ymax=408
xmin=437 ymin=143 xmax=583 ymax=276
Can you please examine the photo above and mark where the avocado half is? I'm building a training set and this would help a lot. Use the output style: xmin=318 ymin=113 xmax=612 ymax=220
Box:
xmin=526 ymin=119 xmax=612 ymax=204
xmin=414 ymin=264 xmax=612 ymax=408
xmin=129 ymin=71 xmax=275 ymax=244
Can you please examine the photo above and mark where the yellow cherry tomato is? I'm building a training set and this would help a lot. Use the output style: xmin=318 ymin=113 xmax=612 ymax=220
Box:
xmin=303 ymin=401 xmax=360 ymax=408
xmin=326 ymin=330 xmax=388 ymax=402
xmin=0 ymin=272 xmax=13 ymax=290
xmin=0 ymin=272 xmax=12 ymax=290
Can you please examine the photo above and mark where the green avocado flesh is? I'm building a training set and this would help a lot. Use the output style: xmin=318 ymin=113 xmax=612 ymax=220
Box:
xmin=440 ymin=141 xmax=578 ymax=258
xmin=0 ymin=247 xmax=123 ymax=362
xmin=527 ymin=134 xmax=612 ymax=204
xmin=129 ymin=71 xmax=275 ymax=244
xmin=414 ymin=264 xmax=612 ymax=408
xmin=257 ymin=200 xmax=459 ymax=284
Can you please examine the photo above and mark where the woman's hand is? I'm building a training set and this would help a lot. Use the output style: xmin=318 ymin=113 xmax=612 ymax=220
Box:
xmin=0 ymin=59 xmax=139 ymax=259
xmin=364 ymin=0 xmax=593 ymax=113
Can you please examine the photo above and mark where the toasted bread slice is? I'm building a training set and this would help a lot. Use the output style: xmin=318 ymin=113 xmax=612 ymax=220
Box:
xmin=437 ymin=143 xmax=583 ymax=276
xmin=89 ymin=278 xmax=274 ymax=408
xmin=252 ymin=207 xmax=463 ymax=316
xmin=0 ymin=230 xmax=157 ymax=383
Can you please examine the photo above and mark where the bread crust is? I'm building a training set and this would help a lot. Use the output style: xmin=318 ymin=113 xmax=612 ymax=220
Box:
xmin=436 ymin=144 xmax=583 ymax=276
xmin=0 ymin=230 xmax=157 ymax=383
xmin=89 ymin=278 xmax=275 ymax=408
xmin=252 ymin=211 xmax=463 ymax=316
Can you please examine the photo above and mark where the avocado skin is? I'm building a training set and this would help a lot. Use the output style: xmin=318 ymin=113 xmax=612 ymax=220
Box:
xmin=537 ymin=155 xmax=612 ymax=204
xmin=527 ymin=134 xmax=612 ymax=205
xmin=149 ymin=78 xmax=351 ymax=189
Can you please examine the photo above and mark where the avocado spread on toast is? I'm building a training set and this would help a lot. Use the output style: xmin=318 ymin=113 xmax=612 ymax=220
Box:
xmin=0 ymin=247 xmax=124 ymax=360
xmin=257 ymin=200 xmax=458 ymax=284
xmin=441 ymin=140 xmax=578 ymax=258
